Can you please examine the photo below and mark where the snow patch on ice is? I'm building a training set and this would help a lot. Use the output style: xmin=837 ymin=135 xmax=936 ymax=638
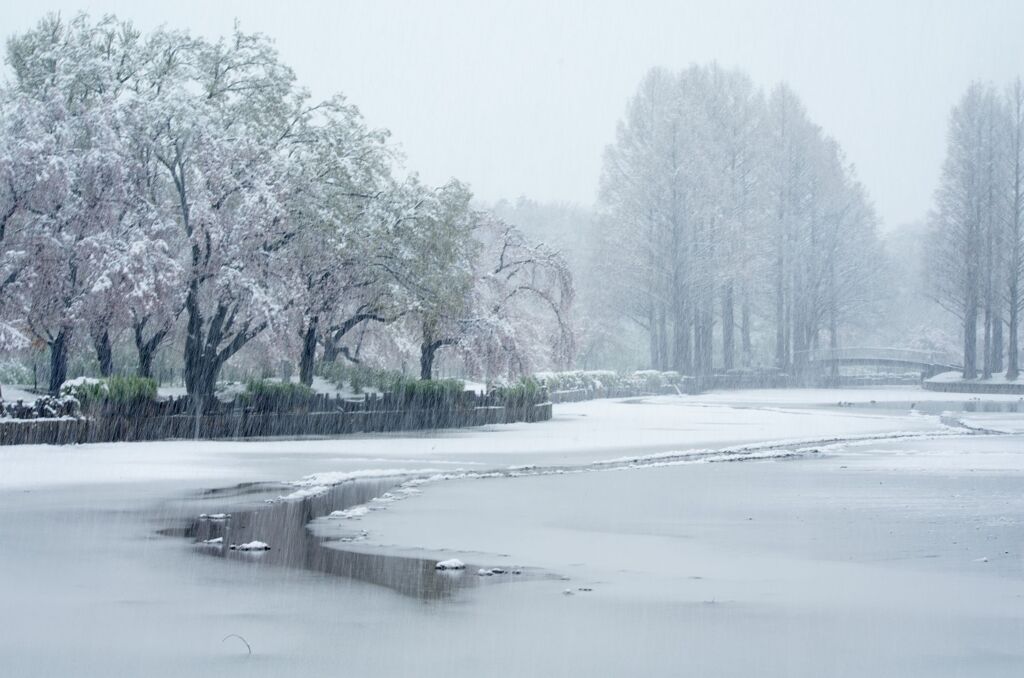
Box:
xmin=230 ymin=541 xmax=270 ymax=551
xmin=330 ymin=506 xmax=370 ymax=519
xmin=278 ymin=468 xmax=449 ymax=501
xmin=593 ymin=429 xmax=975 ymax=468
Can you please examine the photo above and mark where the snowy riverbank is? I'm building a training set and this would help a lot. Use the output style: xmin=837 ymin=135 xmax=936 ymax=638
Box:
xmin=1 ymin=388 xmax=1023 ymax=677
xmin=925 ymin=370 xmax=1024 ymax=394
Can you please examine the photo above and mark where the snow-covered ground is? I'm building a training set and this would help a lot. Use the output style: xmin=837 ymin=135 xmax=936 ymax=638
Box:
xmin=929 ymin=370 xmax=1024 ymax=384
xmin=0 ymin=383 xmax=40 ymax=403
xmin=692 ymin=385 xmax=1024 ymax=404
xmin=1 ymin=387 xmax=1023 ymax=677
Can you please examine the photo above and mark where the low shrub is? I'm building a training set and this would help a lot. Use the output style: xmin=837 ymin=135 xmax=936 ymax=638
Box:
xmin=106 ymin=375 xmax=158 ymax=403
xmin=60 ymin=375 xmax=158 ymax=412
xmin=537 ymin=369 xmax=687 ymax=394
xmin=319 ymin=361 xmax=404 ymax=394
xmin=631 ymin=370 xmax=664 ymax=391
xmin=490 ymin=376 xmax=544 ymax=407
xmin=536 ymin=370 xmax=618 ymax=391
xmin=60 ymin=377 xmax=107 ymax=407
xmin=390 ymin=376 xmax=466 ymax=407
xmin=240 ymin=379 xmax=316 ymax=411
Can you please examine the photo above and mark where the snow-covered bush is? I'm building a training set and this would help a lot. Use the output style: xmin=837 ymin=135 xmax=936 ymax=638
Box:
xmin=1 ymin=393 xmax=80 ymax=420
xmin=537 ymin=369 xmax=686 ymax=393
xmin=59 ymin=377 xmax=107 ymax=405
xmin=630 ymin=370 xmax=665 ymax=391
xmin=60 ymin=376 xmax=157 ymax=410
xmin=0 ymin=359 xmax=32 ymax=385
xmin=536 ymin=370 xmax=622 ymax=392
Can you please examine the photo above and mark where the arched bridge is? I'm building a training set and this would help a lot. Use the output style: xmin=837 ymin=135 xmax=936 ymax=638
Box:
xmin=796 ymin=347 xmax=962 ymax=378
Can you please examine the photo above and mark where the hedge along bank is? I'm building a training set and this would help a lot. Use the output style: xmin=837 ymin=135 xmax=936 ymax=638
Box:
xmin=0 ymin=377 xmax=553 ymax=445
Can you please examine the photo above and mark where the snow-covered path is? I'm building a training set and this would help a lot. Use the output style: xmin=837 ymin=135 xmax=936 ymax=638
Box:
xmin=2 ymin=388 xmax=1023 ymax=677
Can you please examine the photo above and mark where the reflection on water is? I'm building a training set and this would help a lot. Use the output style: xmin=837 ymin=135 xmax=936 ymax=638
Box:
xmin=165 ymin=478 xmax=537 ymax=600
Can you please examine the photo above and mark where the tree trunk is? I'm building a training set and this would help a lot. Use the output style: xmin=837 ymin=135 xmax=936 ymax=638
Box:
xmin=741 ymin=293 xmax=752 ymax=367
xmin=184 ymin=281 xmax=205 ymax=395
xmin=982 ymin=305 xmax=993 ymax=379
xmin=694 ymin=307 xmax=714 ymax=378
xmin=185 ymin=356 xmax=219 ymax=401
xmin=137 ymin=345 xmax=155 ymax=380
xmin=420 ymin=342 xmax=436 ymax=380
xmin=721 ymin=283 xmax=734 ymax=371
xmin=183 ymin=290 xmax=225 ymax=399
xmin=659 ymin=307 xmax=667 ymax=372
xmin=780 ymin=296 xmax=792 ymax=373
xmin=964 ymin=302 xmax=978 ymax=379
xmin=1009 ymin=302 xmax=1020 ymax=381
xmin=828 ymin=304 xmax=839 ymax=387
xmin=992 ymin=314 xmax=1004 ymax=374
xmin=48 ymin=329 xmax=71 ymax=394
xmin=649 ymin=305 xmax=669 ymax=370
xmin=322 ymin=339 xmax=338 ymax=364
xmin=299 ymin=317 xmax=318 ymax=387
xmin=1008 ymin=81 xmax=1023 ymax=381
xmin=93 ymin=329 xmax=113 ymax=378
xmin=646 ymin=305 xmax=658 ymax=371
xmin=134 ymin=320 xmax=168 ymax=380
xmin=774 ymin=246 xmax=787 ymax=370
xmin=672 ymin=299 xmax=692 ymax=374
xmin=791 ymin=308 xmax=811 ymax=378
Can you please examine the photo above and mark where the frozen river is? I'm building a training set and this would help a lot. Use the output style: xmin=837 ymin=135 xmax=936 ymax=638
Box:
xmin=2 ymin=388 xmax=1023 ymax=676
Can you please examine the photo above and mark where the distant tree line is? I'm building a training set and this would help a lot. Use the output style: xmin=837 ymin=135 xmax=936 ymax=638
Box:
xmin=0 ymin=14 xmax=573 ymax=396
xmin=928 ymin=79 xmax=1024 ymax=380
xmin=595 ymin=65 xmax=884 ymax=377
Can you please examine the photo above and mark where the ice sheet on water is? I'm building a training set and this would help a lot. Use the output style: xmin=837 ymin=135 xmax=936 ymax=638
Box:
xmin=3 ymin=389 xmax=1024 ymax=677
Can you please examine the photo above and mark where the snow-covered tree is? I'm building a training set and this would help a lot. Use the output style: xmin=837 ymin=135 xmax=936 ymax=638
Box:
xmin=383 ymin=180 xmax=480 ymax=380
xmin=0 ymin=14 xmax=577 ymax=393
xmin=2 ymin=15 xmax=136 ymax=391
xmin=1003 ymin=79 xmax=1024 ymax=380
xmin=128 ymin=26 xmax=310 ymax=398
xmin=927 ymin=82 xmax=1005 ymax=379
xmin=0 ymin=95 xmax=43 ymax=358
xmin=279 ymin=97 xmax=395 ymax=385
xmin=465 ymin=215 xmax=574 ymax=378
xmin=598 ymin=65 xmax=884 ymax=378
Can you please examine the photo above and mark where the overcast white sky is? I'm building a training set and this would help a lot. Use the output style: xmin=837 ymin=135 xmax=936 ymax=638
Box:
xmin=3 ymin=0 xmax=1023 ymax=230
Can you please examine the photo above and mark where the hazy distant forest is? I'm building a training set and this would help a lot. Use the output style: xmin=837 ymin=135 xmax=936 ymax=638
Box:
xmin=0 ymin=14 xmax=1018 ymax=395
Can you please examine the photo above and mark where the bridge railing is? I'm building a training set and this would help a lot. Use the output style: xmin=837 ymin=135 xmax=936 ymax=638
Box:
xmin=795 ymin=347 xmax=961 ymax=368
